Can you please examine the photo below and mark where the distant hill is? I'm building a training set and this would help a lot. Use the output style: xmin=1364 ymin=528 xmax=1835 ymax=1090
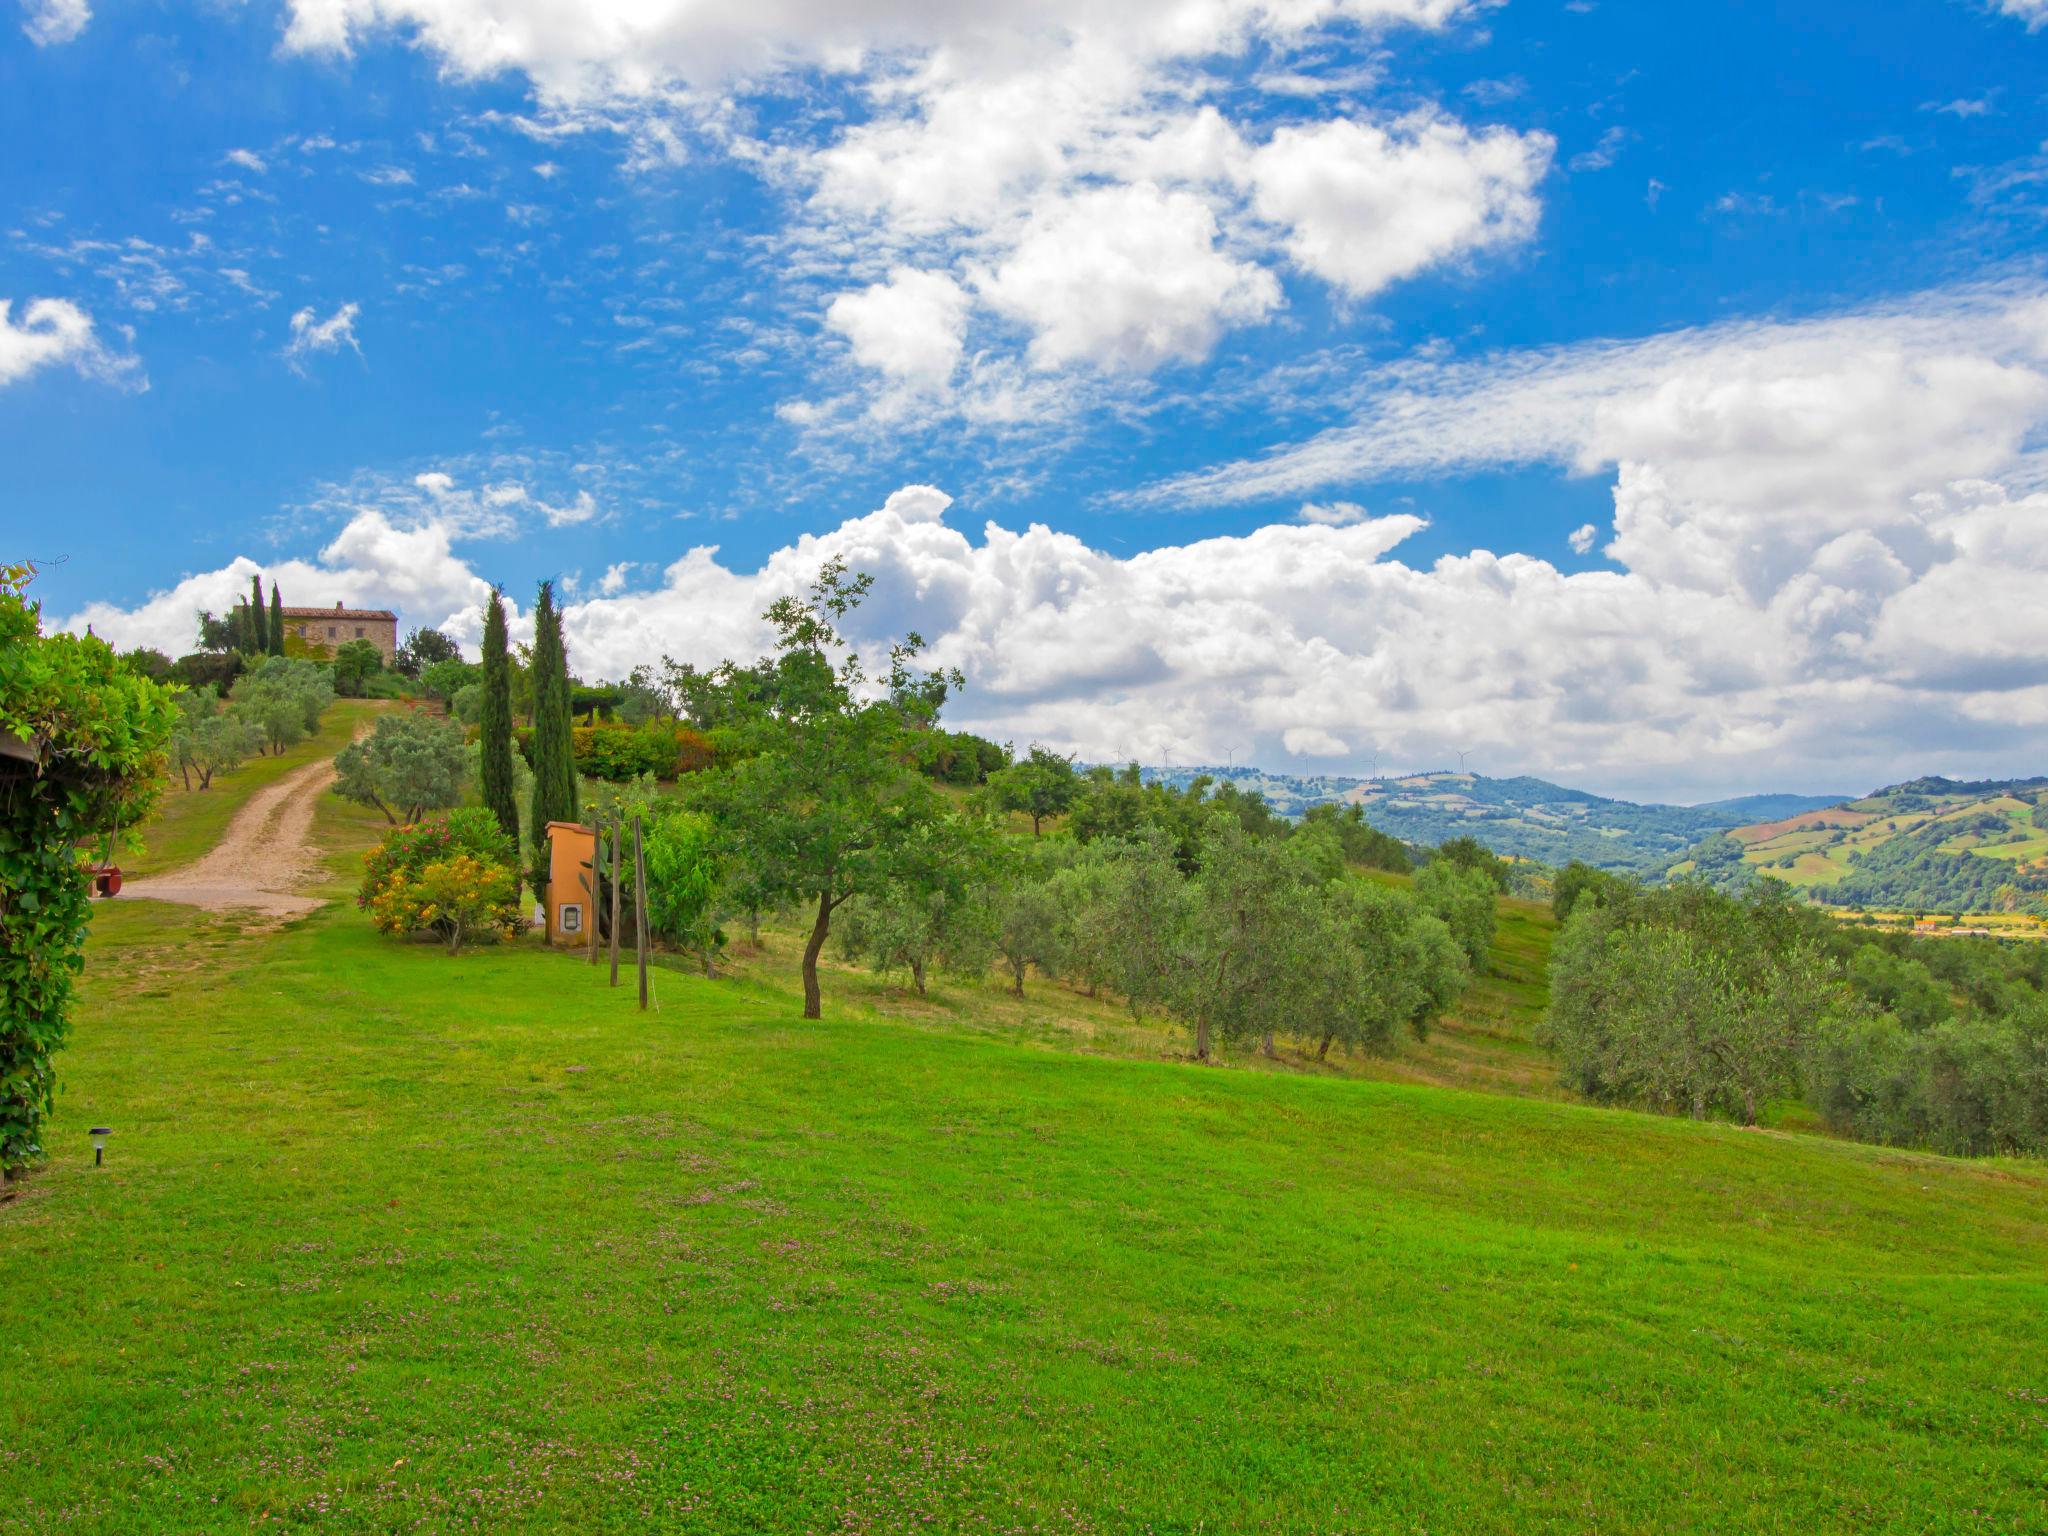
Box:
xmin=1677 ymin=775 xmax=2048 ymax=913
xmin=1688 ymin=792 xmax=1848 ymax=823
xmin=1134 ymin=766 xmax=1817 ymax=877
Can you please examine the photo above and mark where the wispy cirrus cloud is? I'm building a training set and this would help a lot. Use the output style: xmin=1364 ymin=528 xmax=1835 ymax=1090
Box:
xmin=282 ymin=301 xmax=362 ymax=372
xmin=0 ymin=296 xmax=144 ymax=390
xmin=19 ymin=0 xmax=88 ymax=46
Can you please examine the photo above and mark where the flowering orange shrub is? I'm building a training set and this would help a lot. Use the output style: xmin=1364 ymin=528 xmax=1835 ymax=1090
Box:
xmin=368 ymin=852 xmax=520 ymax=953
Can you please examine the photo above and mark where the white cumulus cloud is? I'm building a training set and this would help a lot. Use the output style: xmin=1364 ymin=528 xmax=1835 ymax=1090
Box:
xmin=1250 ymin=112 xmax=1553 ymax=297
xmin=825 ymin=267 xmax=970 ymax=390
xmin=273 ymin=0 xmax=1541 ymax=410
xmin=63 ymin=452 xmax=2048 ymax=800
xmin=977 ymin=185 xmax=1282 ymax=372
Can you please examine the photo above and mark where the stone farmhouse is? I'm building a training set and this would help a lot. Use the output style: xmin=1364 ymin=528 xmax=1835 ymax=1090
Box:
xmin=283 ymin=603 xmax=399 ymax=665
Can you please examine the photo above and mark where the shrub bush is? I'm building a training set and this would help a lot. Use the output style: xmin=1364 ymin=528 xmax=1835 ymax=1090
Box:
xmin=518 ymin=720 xmax=716 ymax=781
xmin=369 ymin=853 xmax=521 ymax=954
xmin=359 ymin=808 xmax=520 ymax=947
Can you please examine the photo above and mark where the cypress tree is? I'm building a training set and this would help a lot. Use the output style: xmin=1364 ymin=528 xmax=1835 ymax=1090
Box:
xmin=479 ymin=588 xmax=521 ymax=887
xmin=527 ymin=579 xmax=578 ymax=895
xmin=234 ymin=599 xmax=254 ymax=654
xmin=249 ymin=574 xmax=266 ymax=653
xmin=268 ymin=581 xmax=285 ymax=656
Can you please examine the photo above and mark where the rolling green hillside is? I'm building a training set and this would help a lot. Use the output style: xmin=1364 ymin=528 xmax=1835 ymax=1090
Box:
xmin=1680 ymin=775 xmax=2048 ymax=913
xmin=1143 ymin=767 xmax=1843 ymax=876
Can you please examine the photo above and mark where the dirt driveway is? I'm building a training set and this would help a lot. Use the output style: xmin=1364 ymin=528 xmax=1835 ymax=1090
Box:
xmin=118 ymin=755 xmax=340 ymax=917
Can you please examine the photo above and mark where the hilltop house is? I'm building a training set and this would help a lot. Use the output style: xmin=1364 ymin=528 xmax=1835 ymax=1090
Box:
xmin=283 ymin=603 xmax=399 ymax=665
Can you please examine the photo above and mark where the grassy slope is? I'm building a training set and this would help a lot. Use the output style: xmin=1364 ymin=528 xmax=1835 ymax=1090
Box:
xmin=123 ymin=700 xmax=386 ymax=880
xmin=5 ymin=899 xmax=2045 ymax=1532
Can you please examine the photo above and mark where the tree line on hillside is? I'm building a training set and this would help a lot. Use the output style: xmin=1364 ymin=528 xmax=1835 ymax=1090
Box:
xmin=121 ymin=588 xmax=463 ymax=704
xmin=310 ymin=558 xmax=2048 ymax=1160
xmin=350 ymin=563 xmax=1493 ymax=1065
xmin=166 ymin=656 xmax=334 ymax=789
xmin=1544 ymin=862 xmax=2048 ymax=1156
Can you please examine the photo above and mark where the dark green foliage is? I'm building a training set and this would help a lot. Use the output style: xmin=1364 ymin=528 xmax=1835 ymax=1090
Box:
xmin=1804 ymin=1004 xmax=2048 ymax=1157
xmin=527 ymin=580 xmax=578 ymax=891
xmin=1415 ymin=859 xmax=1498 ymax=972
xmin=1683 ymin=831 xmax=1755 ymax=892
xmin=1545 ymin=872 xmax=2048 ymax=1154
xmin=907 ymin=727 xmax=1009 ymax=787
xmin=1432 ymin=835 xmax=1511 ymax=891
xmin=1811 ymin=820 xmax=2048 ymax=912
xmin=194 ymin=609 xmax=239 ymax=653
xmin=396 ymin=627 xmax=461 ymax=677
xmin=418 ymin=657 xmax=480 ymax=703
xmin=267 ymin=582 xmax=285 ymax=657
xmin=641 ymin=807 xmax=730 ymax=975
xmin=1299 ymin=802 xmax=1412 ymax=872
xmin=1068 ymin=766 xmax=1278 ymax=870
xmin=333 ymin=712 xmax=468 ymax=825
xmin=330 ymin=639 xmax=382 ymax=697
xmin=982 ymin=746 xmax=1078 ymax=832
xmin=0 ymin=576 xmax=178 ymax=1176
xmin=568 ymin=685 xmax=623 ymax=722
xmin=118 ymin=647 xmax=174 ymax=683
xmin=248 ymin=575 xmax=267 ymax=653
xmin=687 ymin=560 xmax=961 ymax=1018
xmin=1552 ymin=859 xmax=1629 ymax=922
xmin=1543 ymin=881 xmax=1833 ymax=1125
xmin=170 ymin=650 xmax=244 ymax=691
xmin=478 ymin=589 xmax=520 ymax=874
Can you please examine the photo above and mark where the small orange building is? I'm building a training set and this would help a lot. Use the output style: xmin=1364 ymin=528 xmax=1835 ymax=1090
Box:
xmin=542 ymin=820 xmax=596 ymax=945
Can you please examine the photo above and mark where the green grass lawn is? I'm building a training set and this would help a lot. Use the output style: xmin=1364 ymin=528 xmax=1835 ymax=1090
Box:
xmin=4 ymin=896 xmax=2046 ymax=1533
xmin=124 ymin=700 xmax=387 ymax=879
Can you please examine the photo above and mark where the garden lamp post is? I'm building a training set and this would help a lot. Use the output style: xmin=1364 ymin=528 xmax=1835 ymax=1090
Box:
xmin=89 ymin=1127 xmax=111 ymax=1167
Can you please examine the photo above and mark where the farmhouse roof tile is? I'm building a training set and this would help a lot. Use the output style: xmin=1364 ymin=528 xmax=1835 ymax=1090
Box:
xmin=281 ymin=605 xmax=398 ymax=621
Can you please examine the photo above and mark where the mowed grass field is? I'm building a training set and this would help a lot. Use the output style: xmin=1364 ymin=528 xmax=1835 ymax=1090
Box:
xmin=5 ymin=883 xmax=2047 ymax=1531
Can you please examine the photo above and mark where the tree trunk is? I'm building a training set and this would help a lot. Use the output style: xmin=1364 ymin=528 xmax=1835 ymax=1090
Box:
xmin=1030 ymin=813 xmax=1042 ymax=837
xmin=801 ymin=889 xmax=832 ymax=1020
xmin=911 ymin=957 xmax=926 ymax=997
xmin=747 ymin=908 xmax=760 ymax=947
xmin=1009 ymin=960 xmax=1025 ymax=997
xmin=1195 ymin=1017 xmax=1212 ymax=1061
xmin=1261 ymin=1030 xmax=1277 ymax=1059
xmin=1318 ymin=1033 xmax=1333 ymax=1061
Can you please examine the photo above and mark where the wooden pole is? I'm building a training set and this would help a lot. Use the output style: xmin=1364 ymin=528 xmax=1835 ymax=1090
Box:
xmin=608 ymin=814 xmax=622 ymax=988
xmin=634 ymin=813 xmax=649 ymax=1011
xmin=585 ymin=816 xmax=601 ymax=965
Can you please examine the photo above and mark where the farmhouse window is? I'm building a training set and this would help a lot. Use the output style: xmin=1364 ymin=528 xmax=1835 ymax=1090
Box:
xmin=355 ymin=626 xmax=365 ymax=637
xmin=328 ymin=626 xmax=337 ymax=638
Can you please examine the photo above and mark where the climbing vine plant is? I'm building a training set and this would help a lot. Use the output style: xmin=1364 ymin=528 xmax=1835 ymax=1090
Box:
xmin=0 ymin=563 xmax=178 ymax=1178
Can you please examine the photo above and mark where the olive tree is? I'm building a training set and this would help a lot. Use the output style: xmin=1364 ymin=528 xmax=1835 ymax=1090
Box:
xmin=695 ymin=560 xmax=962 ymax=1019
xmin=333 ymin=712 xmax=468 ymax=824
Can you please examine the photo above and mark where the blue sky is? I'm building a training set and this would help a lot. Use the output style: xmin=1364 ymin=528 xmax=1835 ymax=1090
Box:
xmin=6 ymin=0 xmax=2048 ymax=800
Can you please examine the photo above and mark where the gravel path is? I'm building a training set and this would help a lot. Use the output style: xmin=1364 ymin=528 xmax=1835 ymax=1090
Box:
xmin=118 ymin=754 xmax=340 ymax=916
